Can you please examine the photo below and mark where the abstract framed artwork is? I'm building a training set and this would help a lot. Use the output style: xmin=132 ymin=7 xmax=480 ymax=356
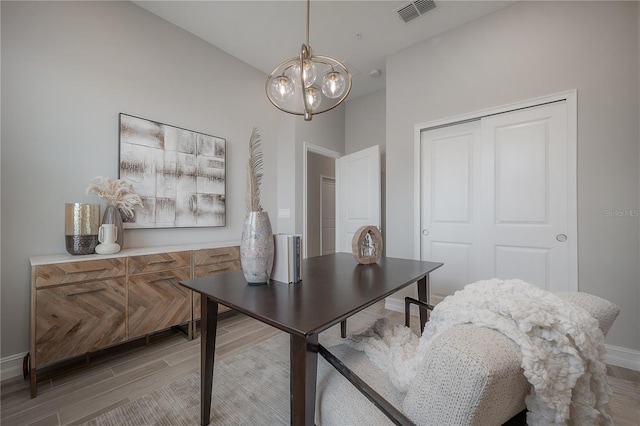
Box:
xmin=118 ymin=113 xmax=226 ymax=228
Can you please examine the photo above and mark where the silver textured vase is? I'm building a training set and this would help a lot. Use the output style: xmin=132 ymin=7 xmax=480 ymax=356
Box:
xmin=65 ymin=203 xmax=101 ymax=255
xmin=240 ymin=211 xmax=274 ymax=285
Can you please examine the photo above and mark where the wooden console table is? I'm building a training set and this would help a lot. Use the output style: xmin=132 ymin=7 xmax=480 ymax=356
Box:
xmin=29 ymin=242 xmax=240 ymax=398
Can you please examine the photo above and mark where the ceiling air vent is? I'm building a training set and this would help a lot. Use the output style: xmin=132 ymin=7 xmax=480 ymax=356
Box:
xmin=396 ymin=0 xmax=436 ymax=24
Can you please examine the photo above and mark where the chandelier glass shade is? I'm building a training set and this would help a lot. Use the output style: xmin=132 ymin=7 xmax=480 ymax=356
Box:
xmin=265 ymin=0 xmax=352 ymax=121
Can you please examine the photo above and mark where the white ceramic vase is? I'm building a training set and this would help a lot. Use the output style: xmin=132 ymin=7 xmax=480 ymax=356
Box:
xmin=102 ymin=204 xmax=124 ymax=248
xmin=240 ymin=211 xmax=274 ymax=285
xmin=96 ymin=224 xmax=121 ymax=255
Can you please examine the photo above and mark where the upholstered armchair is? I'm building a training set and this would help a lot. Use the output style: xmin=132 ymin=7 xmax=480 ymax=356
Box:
xmin=315 ymin=291 xmax=619 ymax=426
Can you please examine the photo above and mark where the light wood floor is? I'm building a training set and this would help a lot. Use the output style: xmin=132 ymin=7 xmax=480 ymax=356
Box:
xmin=1 ymin=303 xmax=638 ymax=426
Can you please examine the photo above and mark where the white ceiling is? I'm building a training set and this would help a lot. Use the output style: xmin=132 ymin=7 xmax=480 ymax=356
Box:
xmin=134 ymin=1 xmax=515 ymax=99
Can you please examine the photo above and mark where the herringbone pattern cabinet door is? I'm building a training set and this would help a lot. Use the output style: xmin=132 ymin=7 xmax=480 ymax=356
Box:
xmin=35 ymin=279 xmax=126 ymax=367
xmin=128 ymin=252 xmax=190 ymax=275
xmin=34 ymin=259 xmax=125 ymax=288
xmin=128 ymin=268 xmax=191 ymax=339
xmin=192 ymin=247 xmax=241 ymax=319
xmin=193 ymin=246 xmax=240 ymax=267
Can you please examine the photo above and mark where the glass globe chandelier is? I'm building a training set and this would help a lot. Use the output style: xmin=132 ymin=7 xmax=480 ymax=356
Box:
xmin=265 ymin=0 xmax=352 ymax=121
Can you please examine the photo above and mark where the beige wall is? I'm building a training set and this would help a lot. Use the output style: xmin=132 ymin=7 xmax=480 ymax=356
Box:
xmin=386 ymin=1 xmax=640 ymax=354
xmin=0 ymin=1 xmax=278 ymax=359
xmin=276 ymin=107 xmax=345 ymax=236
xmin=345 ymin=89 xmax=386 ymax=157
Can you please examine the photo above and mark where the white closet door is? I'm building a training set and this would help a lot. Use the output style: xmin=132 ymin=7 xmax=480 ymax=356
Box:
xmin=421 ymin=121 xmax=483 ymax=300
xmin=480 ymin=102 xmax=571 ymax=291
xmin=421 ymin=101 xmax=575 ymax=300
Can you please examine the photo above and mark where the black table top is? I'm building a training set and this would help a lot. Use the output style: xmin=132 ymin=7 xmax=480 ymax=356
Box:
xmin=180 ymin=253 xmax=442 ymax=337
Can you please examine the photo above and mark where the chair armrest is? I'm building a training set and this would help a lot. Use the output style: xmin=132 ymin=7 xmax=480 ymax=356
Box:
xmin=555 ymin=292 xmax=620 ymax=336
xmin=404 ymin=297 xmax=434 ymax=331
xmin=403 ymin=325 xmax=529 ymax=425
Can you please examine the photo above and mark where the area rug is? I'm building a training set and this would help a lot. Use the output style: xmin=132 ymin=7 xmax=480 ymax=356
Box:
xmin=84 ymin=333 xmax=291 ymax=425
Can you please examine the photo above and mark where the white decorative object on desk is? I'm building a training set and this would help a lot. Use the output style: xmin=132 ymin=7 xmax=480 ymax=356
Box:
xmin=351 ymin=226 xmax=383 ymax=264
xmin=96 ymin=224 xmax=121 ymax=255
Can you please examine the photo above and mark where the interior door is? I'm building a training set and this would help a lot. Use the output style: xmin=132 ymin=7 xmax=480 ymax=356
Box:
xmin=336 ymin=145 xmax=381 ymax=253
xmin=421 ymin=101 xmax=575 ymax=301
xmin=320 ymin=176 xmax=336 ymax=255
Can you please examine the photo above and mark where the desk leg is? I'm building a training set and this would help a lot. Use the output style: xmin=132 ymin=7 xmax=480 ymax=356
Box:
xmin=417 ymin=275 xmax=430 ymax=334
xmin=290 ymin=333 xmax=319 ymax=426
xmin=201 ymin=296 xmax=219 ymax=426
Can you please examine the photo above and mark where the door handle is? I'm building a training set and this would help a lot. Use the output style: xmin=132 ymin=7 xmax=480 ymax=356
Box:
xmin=556 ymin=234 xmax=567 ymax=242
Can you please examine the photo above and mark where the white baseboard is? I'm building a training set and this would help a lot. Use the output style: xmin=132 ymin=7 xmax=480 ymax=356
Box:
xmin=384 ymin=296 xmax=639 ymax=371
xmin=604 ymin=344 xmax=640 ymax=371
xmin=384 ymin=296 xmax=406 ymax=314
xmin=1 ymin=351 xmax=27 ymax=381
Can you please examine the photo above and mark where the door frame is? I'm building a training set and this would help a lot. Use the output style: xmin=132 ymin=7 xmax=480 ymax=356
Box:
xmin=303 ymin=142 xmax=340 ymax=259
xmin=413 ymin=90 xmax=578 ymax=289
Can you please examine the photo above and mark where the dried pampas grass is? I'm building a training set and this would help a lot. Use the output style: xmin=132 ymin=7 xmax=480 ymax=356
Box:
xmin=86 ymin=176 xmax=143 ymax=218
xmin=246 ymin=127 xmax=264 ymax=212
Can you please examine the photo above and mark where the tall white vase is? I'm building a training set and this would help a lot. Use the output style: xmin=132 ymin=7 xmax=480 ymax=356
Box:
xmin=240 ymin=211 xmax=274 ymax=284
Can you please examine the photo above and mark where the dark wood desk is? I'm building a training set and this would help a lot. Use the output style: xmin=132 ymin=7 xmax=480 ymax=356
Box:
xmin=180 ymin=253 xmax=442 ymax=426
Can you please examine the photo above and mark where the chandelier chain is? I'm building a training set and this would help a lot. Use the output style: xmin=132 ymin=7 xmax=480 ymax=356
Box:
xmin=306 ymin=0 xmax=310 ymax=48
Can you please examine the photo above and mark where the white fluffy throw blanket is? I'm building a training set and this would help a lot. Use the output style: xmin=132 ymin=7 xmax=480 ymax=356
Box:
xmin=346 ymin=279 xmax=612 ymax=425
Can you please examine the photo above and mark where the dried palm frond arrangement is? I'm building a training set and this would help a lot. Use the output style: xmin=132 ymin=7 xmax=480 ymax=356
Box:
xmin=246 ymin=127 xmax=264 ymax=212
xmin=86 ymin=176 xmax=143 ymax=218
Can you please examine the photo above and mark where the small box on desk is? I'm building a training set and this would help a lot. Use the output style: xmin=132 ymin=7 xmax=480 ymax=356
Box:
xmin=271 ymin=234 xmax=302 ymax=284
